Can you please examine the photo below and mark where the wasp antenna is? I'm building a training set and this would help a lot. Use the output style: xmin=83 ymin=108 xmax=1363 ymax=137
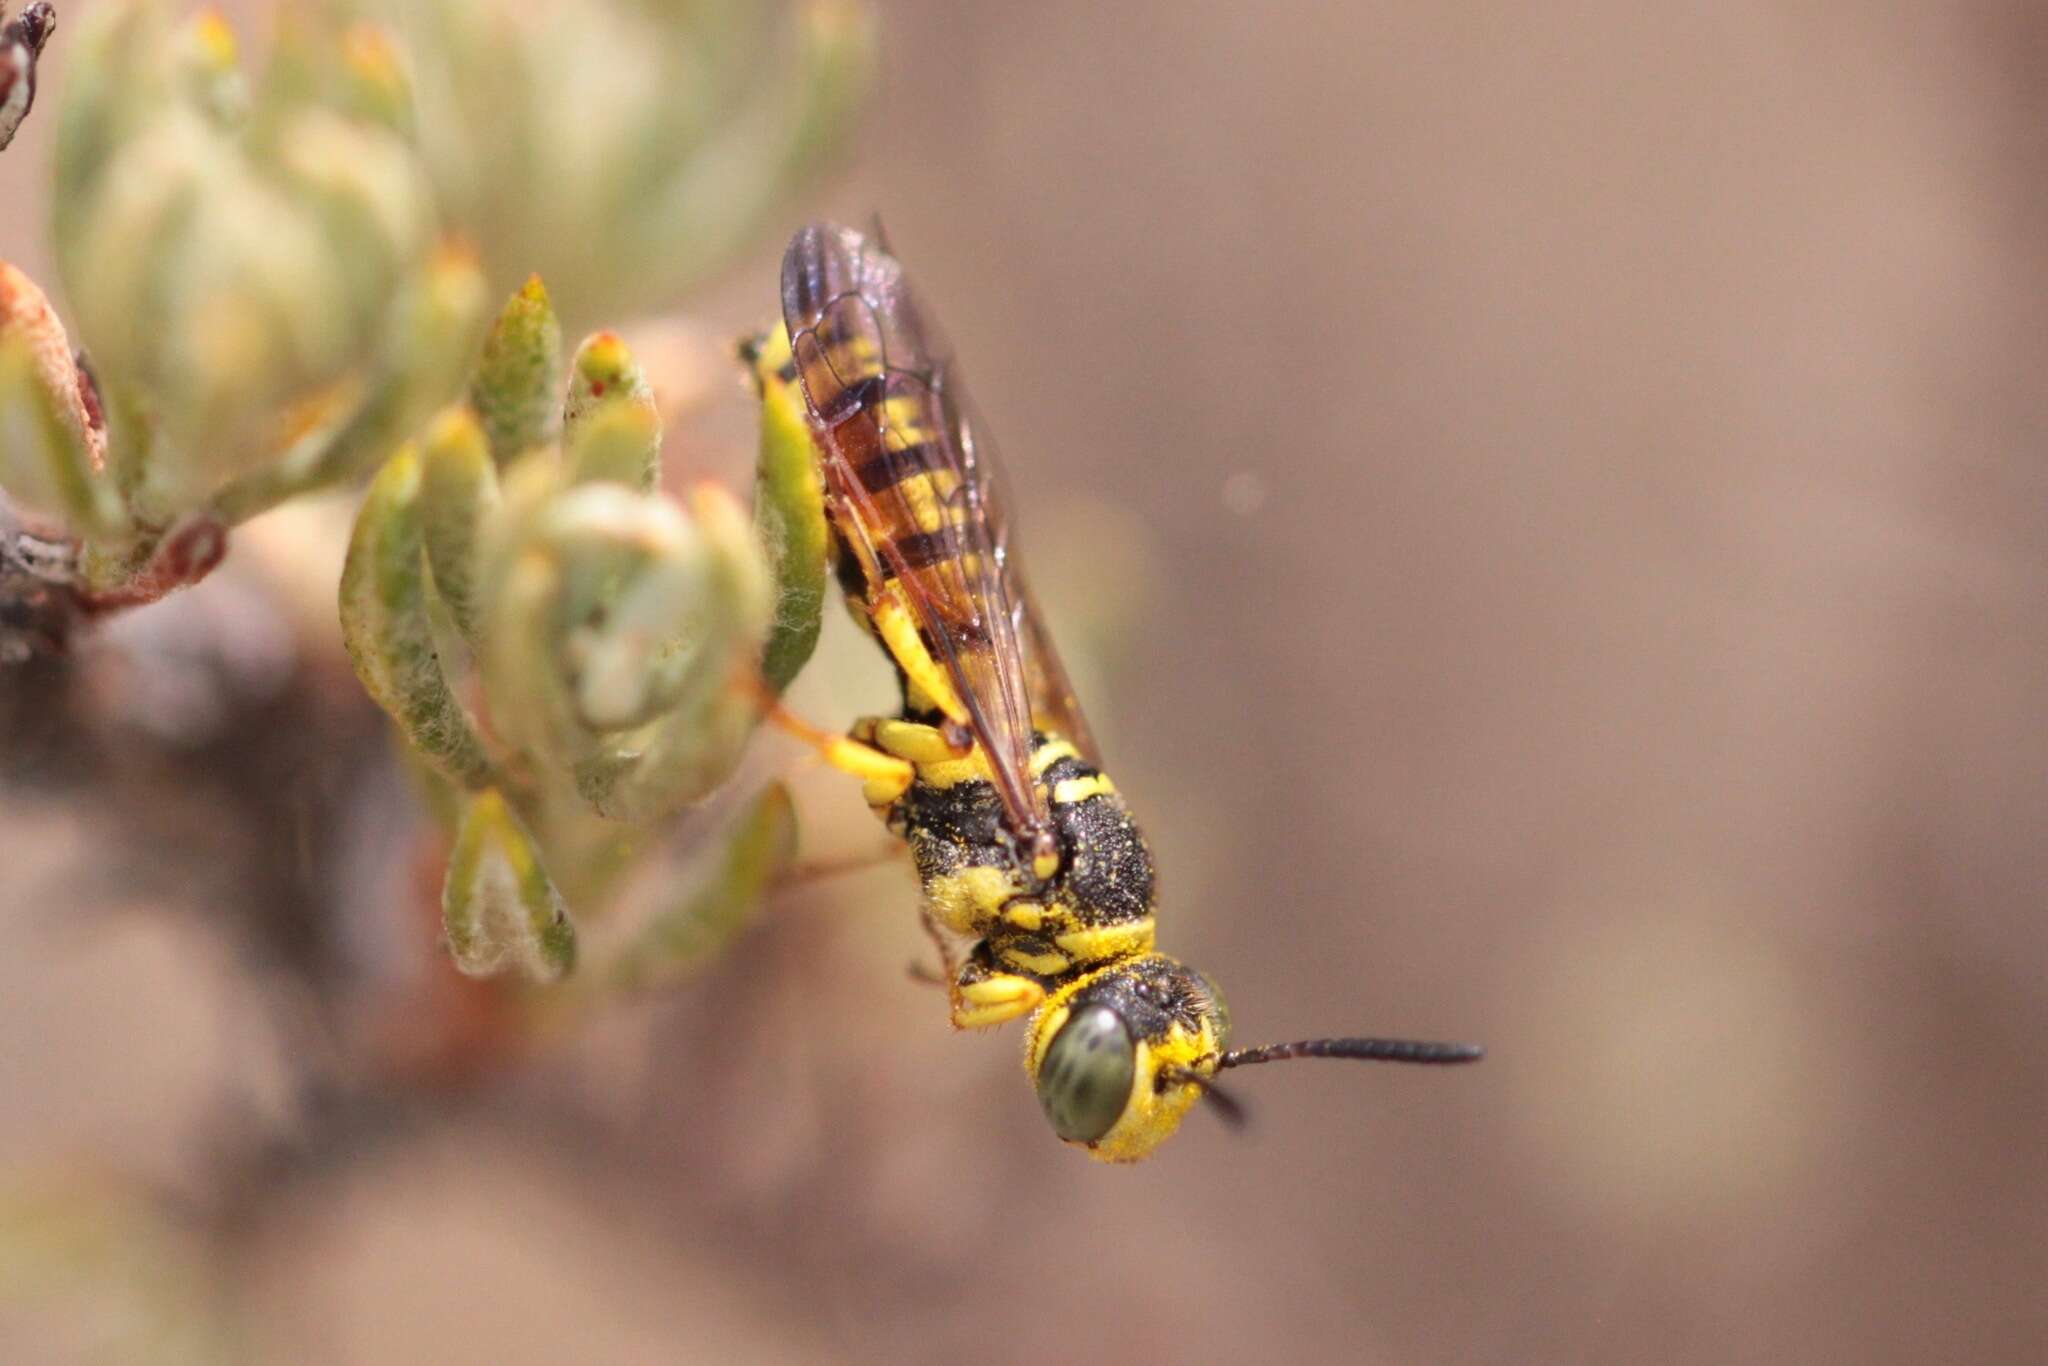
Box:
xmin=1199 ymin=1079 xmax=1250 ymax=1130
xmin=1218 ymin=1037 xmax=1485 ymax=1070
xmin=1164 ymin=1066 xmax=1252 ymax=1130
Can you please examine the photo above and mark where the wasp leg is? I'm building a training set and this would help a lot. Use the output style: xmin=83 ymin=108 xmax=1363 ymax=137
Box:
xmin=947 ymin=937 xmax=1047 ymax=1030
xmin=759 ymin=699 xmax=915 ymax=807
xmin=779 ymin=841 xmax=905 ymax=888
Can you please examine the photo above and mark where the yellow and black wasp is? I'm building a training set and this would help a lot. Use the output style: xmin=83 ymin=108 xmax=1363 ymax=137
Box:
xmin=747 ymin=222 xmax=1480 ymax=1162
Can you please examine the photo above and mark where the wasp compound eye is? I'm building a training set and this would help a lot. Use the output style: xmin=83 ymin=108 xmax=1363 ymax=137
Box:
xmin=1037 ymin=1005 xmax=1136 ymax=1143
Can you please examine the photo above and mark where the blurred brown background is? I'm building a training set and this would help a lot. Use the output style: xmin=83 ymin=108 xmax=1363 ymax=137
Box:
xmin=5 ymin=1 xmax=2046 ymax=1362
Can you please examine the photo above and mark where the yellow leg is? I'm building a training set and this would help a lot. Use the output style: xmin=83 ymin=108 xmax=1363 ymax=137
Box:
xmin=759 ymin=697 xmax=915 ymax=806
xmin=954 ymin=971 xmax=1047 ymax=1029
xmin=938 ymin=931 xmax=1047 ymax=1030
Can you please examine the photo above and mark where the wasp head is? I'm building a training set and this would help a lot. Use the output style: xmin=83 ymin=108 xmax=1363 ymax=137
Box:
xmin=1025 ymin=954 xmax=1230 ymax=1163
xmin=1025 ymin=953 xmax=1486 ymax=1162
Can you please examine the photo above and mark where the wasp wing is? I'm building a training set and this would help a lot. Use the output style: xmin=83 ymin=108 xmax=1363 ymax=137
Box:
xmin=948 ymin=373 xmax=1101 ymax=766
xmin=782 ymin=222 xmax=1070 ymax=839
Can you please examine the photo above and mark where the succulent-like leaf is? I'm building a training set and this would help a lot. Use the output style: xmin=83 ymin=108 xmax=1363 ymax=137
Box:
xmin=471 ymin=275 xmax=562 ymax=465
xmin=690 ymin=480 xmax=778 ymax=678
xmin=269 ymin=108 xmax=437 ymax=335
xmin=0 ymin=265 xmax=123 ymax=537
xmin=544 ymin=483 xmax=705 ymax=732
xmin=213 ymin=242 xmax=489 ymax=524
xmin=608 ymin=782 xmax=796 ymax=991
xmin=368 ymin=0 xmax=873 ymax=329
xmin=745 ymin=325 xmax=827 ymax=694
xmin=620 ymin=1 xmax=876 ymax=305
xmin=566 ymin=397 xmax=662 ymax=492
xmin=443 ymin=787 xmax=576 ymax=981
xmin=339 ymin=446 xmax=492 ymax=787
xmin=418 ymin=404 xmax=496 ymax=643
xmin=572 ymin=482 xmax=774 ymax=821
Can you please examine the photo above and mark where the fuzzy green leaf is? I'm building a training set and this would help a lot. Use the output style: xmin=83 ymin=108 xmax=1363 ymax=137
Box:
xmin=0 ymin=338 xmax=125 ymax=539
xmin=566 ymin=398 xmax=662 ymax=493
xmin=339 ymin=447 xmax=492 ymax=787
xmin=443 ymin=787 xmax=576 ymax=981
xmin=477 ymin=478 xmax=693 ymax=767
xmin=419 ymin=405 xmax=496 ymax=643
xmin=622 ymin=2 xmax=876 ymax=295
xmin=212 ymin=242 xmax=488 ymax=525
xmin=608 ymin=782 xmax=796 ymax=991
xmin=569 ymin=483 xmax=773 ymax=821
xmin=746 ymin=326 xmax=828 ymax=694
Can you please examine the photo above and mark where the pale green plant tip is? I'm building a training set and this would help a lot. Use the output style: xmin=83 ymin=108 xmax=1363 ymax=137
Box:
xmin=550 ymin=485 xmax=703 ymax=732
xmin=472 ymin=275 xmax=564 ymax=466
xmin=564 ymin=331 xmax=653 ymax=426
xmin=337 ymin=20 xmax=414 ymax=134
xmin=172 ymin=8 xmax=249 ymax=125
xmin=17 ymin=0 xmax=875 ymax=638
xmin=444 ymin=787 xmax=578 ymax=982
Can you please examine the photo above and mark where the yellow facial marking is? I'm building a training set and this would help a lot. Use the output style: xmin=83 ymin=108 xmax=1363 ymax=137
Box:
xmin=1084 ymin=1027 xmax=1214 ymax=1164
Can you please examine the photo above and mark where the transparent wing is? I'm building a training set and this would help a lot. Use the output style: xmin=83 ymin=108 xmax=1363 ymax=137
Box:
xmin=780 ymin=223 xmax=1098 ymax=843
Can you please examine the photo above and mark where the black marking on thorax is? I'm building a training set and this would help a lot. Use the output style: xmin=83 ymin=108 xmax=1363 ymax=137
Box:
xmin=898 ymin=741 xmax=1156 ymax=929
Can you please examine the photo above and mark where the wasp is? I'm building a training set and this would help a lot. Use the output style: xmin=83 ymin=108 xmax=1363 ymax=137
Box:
xmin=746 ymin=223 xmax=1480 ymax=1162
